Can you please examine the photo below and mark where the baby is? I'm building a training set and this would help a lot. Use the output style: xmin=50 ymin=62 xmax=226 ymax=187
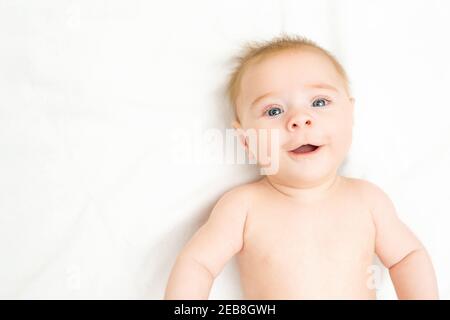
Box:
xmin=164 ymin=35 xmax=439 ymax=299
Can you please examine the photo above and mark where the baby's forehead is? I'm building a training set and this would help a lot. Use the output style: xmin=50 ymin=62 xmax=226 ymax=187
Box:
xmin=246 ymin=48 xmax=340 ymax=79
xmin=239 ymin=48 xmax=346 ymax=95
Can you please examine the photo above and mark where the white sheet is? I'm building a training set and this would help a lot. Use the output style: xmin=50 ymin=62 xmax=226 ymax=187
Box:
xmin=1 ymin=0 xmax=449 ymax=299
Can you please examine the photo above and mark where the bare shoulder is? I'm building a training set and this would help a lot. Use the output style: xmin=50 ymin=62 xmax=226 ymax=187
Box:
xmin=341 ymin=176 xmax=388 ymax=199
xmin=213 ymin=179 xmax=262 ymax=214
xmin=341 ymin=177 xmax=396 ymax=219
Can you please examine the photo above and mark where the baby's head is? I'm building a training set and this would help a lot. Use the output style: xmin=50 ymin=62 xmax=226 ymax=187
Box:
xmin=226 ymin=35 xmax=354 ymax=186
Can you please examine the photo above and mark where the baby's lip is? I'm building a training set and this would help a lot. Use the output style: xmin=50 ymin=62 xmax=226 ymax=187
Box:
xmin=288 ymin=143 xmax=321 ymax=152
xmin=287 ymin=144 xmax=323 ymax=157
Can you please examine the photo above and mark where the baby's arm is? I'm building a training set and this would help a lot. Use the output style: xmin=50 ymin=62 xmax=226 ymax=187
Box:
xmin=164 ymin=187 xmax=249 ymax=299
xmin=366 ymin=182 xmax=439 ymax=299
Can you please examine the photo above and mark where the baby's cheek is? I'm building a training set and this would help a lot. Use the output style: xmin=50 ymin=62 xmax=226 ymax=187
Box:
xmin=256 ymin=129 xmax=281 ymax=162
xmin=331 ymin=120 xmax=353 ymax=157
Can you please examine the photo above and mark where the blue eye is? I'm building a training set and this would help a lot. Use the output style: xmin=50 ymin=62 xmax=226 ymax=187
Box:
xmin=265 ymin=106 xmax=284 ymax=117
xmin=312 ymin=98 xmax=330 ymax=107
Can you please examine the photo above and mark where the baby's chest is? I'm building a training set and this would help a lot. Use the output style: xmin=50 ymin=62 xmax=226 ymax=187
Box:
xmin=242 ymin=201 xmax=376 ymax=265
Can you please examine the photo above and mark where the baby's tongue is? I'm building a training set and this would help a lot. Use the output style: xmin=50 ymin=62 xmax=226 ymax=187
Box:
xmin=293 ymin=144 xmax=316 ymax=153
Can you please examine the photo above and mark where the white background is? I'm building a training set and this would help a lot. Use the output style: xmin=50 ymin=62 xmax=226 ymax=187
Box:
xmin=1 ymin=0 xmax=449 ymax=299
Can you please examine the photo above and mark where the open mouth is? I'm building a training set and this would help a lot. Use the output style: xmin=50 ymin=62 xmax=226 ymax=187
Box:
xmin=289 ymin=144 xmax=321 ymax=155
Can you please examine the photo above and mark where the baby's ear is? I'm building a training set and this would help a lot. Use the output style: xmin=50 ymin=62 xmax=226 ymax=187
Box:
xmin=231 ymin=120 xmax=247 ymax=149
xmin=231 ymin=121 xmax=256 ymax=161
xmin=231 ymin=120 xmax=241 ymax=130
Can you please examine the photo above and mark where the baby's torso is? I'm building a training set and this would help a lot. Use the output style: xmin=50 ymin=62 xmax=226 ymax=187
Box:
xmin=236 ymin=176 xmax=377 ymax=299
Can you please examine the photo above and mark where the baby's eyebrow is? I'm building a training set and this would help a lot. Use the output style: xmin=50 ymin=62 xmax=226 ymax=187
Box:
xmin=250 ymin=83 xmax=338 ymax=108
xmin=250 ymin=92 xmax=278 ymax=108
xmin=304 ymin=83 xmax=339 ymax=92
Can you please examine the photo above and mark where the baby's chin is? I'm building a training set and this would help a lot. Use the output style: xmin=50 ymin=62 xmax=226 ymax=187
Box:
xmin=278 ymin=166 xmax=332 ymax=185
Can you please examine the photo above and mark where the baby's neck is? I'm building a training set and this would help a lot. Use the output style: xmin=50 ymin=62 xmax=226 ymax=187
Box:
xmin=263 ymin=173 xmax=341 ymax=203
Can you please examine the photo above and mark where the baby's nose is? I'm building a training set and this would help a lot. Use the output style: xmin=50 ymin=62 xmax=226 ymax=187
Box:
xmin=287 ymin=113 xmax=312 ymax=131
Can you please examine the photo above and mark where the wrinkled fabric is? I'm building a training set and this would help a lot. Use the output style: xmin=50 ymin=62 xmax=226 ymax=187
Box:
xmin=0 ymin=0 xmax=449 ymax=299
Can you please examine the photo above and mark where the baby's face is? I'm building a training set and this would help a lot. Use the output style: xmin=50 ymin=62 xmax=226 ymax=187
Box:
xmin=233 ymin=48 xmax=354 ymax=185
